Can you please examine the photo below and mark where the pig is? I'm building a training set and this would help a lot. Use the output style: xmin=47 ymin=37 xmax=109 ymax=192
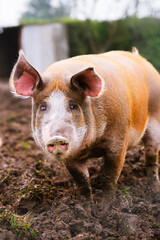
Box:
xmin=9 ymin=49 xmax=160 ymax=201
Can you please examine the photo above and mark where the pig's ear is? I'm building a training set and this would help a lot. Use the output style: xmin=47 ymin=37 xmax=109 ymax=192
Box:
xmin=70 ymin=67 xmax=102 ymax=97
xmin=9 ymin=50 xmax=43 ymax=97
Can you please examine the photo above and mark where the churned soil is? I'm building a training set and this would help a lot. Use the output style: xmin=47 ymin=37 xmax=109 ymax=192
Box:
xmin=0 ymin=81 xmax=159 ymax=240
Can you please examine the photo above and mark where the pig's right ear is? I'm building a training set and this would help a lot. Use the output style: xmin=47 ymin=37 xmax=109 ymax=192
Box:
xmin=9 ymin=50 xmax=43 ymax=97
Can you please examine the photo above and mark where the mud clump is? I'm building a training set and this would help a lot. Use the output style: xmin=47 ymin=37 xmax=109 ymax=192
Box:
xmin=0 ymin=83 xmax=159 ymax=240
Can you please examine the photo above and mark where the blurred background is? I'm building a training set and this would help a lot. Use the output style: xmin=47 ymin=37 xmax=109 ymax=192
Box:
xmin=0 ymin=0 xmax=160 ymax=79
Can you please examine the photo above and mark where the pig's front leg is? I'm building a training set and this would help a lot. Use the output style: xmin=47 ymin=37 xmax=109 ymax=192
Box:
xmin=101 ymin=146 xmax=127 ymax=202
xmin=66 ymin=160 xmax=92 ymax=200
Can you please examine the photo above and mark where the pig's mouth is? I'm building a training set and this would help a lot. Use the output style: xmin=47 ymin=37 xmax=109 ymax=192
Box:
xmin=47 ymin=136 xmax=69 ymax=156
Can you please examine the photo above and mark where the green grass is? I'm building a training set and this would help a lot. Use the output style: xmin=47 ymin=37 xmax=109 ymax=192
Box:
xmin=22 ymin=141 xmax=30 ymax=148
xmin=0 ymin=210 xmax=38 ymax=239
xmin=118 ymin=186 xmax=134 ymax=206
xmin=119 ymin=186 xmax=132 ymax=195
xmin=0 ymin=170 xmax=10 ymax=185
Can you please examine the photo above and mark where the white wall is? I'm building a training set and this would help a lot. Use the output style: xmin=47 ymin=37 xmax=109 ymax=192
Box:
xmin=21 ymin=23 xmax=69 ymax=72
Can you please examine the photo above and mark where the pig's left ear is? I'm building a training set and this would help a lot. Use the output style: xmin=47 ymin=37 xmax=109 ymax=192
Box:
xmin=9 ymin=50 xmax=43 ymax=97
xmin=70 ymin=67 xmax=103 ymax=97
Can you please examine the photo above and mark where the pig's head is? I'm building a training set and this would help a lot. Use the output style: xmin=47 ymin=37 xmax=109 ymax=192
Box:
xmin=10 ymin=51 xmax=103 ymax=161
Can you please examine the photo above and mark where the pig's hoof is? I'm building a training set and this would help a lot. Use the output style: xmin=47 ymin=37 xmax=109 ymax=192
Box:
xmin=100 ymin=201 xmax=112 ymax=220
xmin=147 ymin=176 xmax=160 ymax=193
xmin=151 ymin=181 xmax=160 ymax=193
xmin=81 ymin=193 xmax=93 ymax=203
xmin=101 ymin=190 xmax=116 ymax=205
xmin=78 ymin=188 xmax=93 ymax=202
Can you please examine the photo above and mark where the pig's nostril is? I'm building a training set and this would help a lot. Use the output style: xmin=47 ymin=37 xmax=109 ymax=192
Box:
xmin=48 ymin=144 xmax=55 ymax=153
xmin=47 ymin=136 xmax=69 ymax=155
xmin=60 ymin=143 xmax=68 ymax=150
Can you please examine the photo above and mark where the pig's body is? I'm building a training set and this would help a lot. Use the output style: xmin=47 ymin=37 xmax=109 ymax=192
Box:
xmin=10 ymin=50 xmax=160 ymax=200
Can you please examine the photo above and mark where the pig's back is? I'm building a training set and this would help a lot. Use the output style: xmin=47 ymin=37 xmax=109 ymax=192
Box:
xmin=79 ymin=50 xmax=160 ymax=117
xmin=101 ymin=51 xmax=160 ymax=117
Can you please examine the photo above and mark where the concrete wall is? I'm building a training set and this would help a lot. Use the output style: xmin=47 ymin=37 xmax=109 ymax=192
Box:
xmin=21 ymin=23 xmax=69 ymax=72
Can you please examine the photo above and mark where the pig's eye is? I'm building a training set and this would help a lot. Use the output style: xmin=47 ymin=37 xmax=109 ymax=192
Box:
xmin=40 ymin=102 xmax=47 ymax=111
xmin=69 ymin=100 xmax=78 ymax=110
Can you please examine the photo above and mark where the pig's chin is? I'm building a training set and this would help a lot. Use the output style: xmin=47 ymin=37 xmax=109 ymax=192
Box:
xmin=46 ymin=151 xmax=70 ymax=162
xmin=45 ymin=146 xmax=81 ymax=162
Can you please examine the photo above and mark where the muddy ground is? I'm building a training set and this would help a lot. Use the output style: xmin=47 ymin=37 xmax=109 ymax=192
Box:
xmin=0 ymin=81 xmax=159 ymax=240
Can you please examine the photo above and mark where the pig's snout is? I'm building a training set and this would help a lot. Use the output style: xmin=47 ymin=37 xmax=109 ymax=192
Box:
xmin=47 ymin=136 xmax=69 ymax=155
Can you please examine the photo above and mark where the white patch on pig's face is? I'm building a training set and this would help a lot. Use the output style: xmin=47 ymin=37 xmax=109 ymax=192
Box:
xmin=32 ymin=89 xmax=87 ymax=159
xmin=42 ymin=90 xmax=68 ymax=141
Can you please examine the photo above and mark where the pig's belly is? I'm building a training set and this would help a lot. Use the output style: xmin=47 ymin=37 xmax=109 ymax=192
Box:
xmin=128 ymin=119 xmax=148 ymax=149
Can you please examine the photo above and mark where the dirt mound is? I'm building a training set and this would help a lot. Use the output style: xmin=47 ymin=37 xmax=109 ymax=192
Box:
xmin=0 ymin=82 xmax=159 ymax=240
